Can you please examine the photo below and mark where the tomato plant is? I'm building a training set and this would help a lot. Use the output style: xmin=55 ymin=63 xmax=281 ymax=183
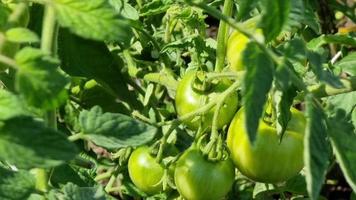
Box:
xmin=174 ymin=148 xmax=235 ymax=200
xmin=0 ymin=0 xmax=355 ymax=200
xmin=175 ymin=70 xmax=239 ymax=130
xmin=227 ymin=107 xmax=306 ymax=183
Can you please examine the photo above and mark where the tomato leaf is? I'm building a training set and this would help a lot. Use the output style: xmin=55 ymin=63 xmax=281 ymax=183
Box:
xmin=334 ymin=52 xmax=356 ymax=76
xmin=49 ymin=182 xmax=107 ymax=200
xmin=327 ymin=109 xmax=356 ymax=193
xmin=307 ymin=51 xmax=343 ymax=88
xmin=0 ymin=167 xmax=36 ymax=200
xmin=15 ymin=47 xmax=69 ymax=110
xmin=5 ymin=28 xmax=39 ymax=43
xmin=53 ymin=0 xmax=133 ymax=44
xmin=307 ymin=34 xmax=356 ymax=51
xmin=304 ymin=95 xmax=331 ymax=200
xmin=242 ymin=42 xmax=274 ymax=143
xmin=140 ymin=0 xmax=173 ymax=16
xmin=259 ymin=0 xmax=291 ymax=42
xmin=109 ymin=0 xmax=139 ymax=20
xmin=79 ymin=106 xmax=157 ymax=150
xmin=236 ymin=0 xmax=258 ymax=20
xmin=57 ymin=29 xmax=142 ymax=109
xmin=50 ymin=164 xmax=90 ymax=188
xmin=0 ymin=90 xmax=30 ymax=120
xmin=0 ymin=116 xmax=78 ymax=169
xmin=273 ymin=64 xmax=297 ymax=139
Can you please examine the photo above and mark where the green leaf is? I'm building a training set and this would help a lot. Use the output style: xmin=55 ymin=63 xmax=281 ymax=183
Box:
xmin=307 ymin=51 xmax=343 ymax=88
xmin=109 ymin=0 xmax=139 ymax=20
xmin=253 ymin=183 xmax=276 ymax=199
xmin=284 ymin=0 xmax=305 ymax=31
xmin=53 ymin=0 xmax=133 ymax=43
xmin=307 ymin=34 xmax=356 ymax=51
xmin=327 ymin=109 xmax=356 ymax=193
xmin=284 ymin=174 xmax=307 ymax=195
xmin=0 ymin=4 xmax=10 ymax=30
xmin=140 ymin=0 xmax=173 ymax=16
xmin=304 ymin=95 xmax=330 ymax=200
xmin=334 ymin=52 xmax=356 ymax=76
xmin=15 ymin=47 xmax=69 ymax=110
xmin=0 ymin=116 xmax=78 ymax=169
xmin=49 ymin=183 xmax=107 ymax=200
xmin=0 ymin=90 xmax=29 ymax=120
xmin=242 ymin=42 xmax=274 ymax=143
xmin=302 ymin=0 xmax=320 ymax=33
xmin=57 ymin=29 xmax=141 ymax=109
xmin=79 ymin=106 xmax=157 ymax=150
xmin=50 ymin=164 xmax=88 ymax=187
xmin=327 ymin=91 xmax=356 ymax=113
xmin=259 ymin=0 xmax=291 ymax=42
xmin=5 ymin=28 xmax=40 ymax=43
xmin=236 ymin=0 xmax=258 ymax=20
xmin=279 ymin=38 xmax=306 ymax=63
xmin=273 ymin=65 xmax=297 ymax=138
xmin=0 ymin=167 xmax=36 ymax=200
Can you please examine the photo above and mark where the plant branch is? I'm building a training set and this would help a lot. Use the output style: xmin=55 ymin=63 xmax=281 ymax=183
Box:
xmin=214 ymin=0 xmax=233 ymax=72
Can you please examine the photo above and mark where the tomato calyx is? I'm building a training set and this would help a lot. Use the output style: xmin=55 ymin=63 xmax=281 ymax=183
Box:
xmin=191 ymin=71 xmax=215 ymax=93
xmin=196 ymin=133 xmax=229 ymax=162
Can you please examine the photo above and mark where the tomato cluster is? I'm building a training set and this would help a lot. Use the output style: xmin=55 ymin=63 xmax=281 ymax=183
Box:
xmin=127 ymin=18 xmax=306 ymax=199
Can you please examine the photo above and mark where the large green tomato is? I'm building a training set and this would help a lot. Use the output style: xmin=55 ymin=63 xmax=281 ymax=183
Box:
xmin=227 ymin=107 xmax=306 ymax=183
xmin=175 ymin=70 xmax=238 ymax=130
xmin=128 ymin=146 xmax=165 ymax=195
xmin=226 ymin=18 xmax=263 ymax=71
xmin=174 ymin=148 xmax=235 ymax=200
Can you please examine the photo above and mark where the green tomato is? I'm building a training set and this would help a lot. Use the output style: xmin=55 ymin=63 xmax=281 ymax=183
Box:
xmin=227 ymin=107 xmax=306 ymax=183
xmin=226 ymin=18 xmax=263 ymax=71
xmin=174 ymin=148 xmax=235 ymax=200
xmin=175 ymin=70 xmax=238 ymax=130
xmin=128 ymin=146 xmax=165 ymax=195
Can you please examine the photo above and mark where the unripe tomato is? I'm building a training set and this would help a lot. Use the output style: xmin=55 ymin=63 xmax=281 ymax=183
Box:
xmin=128 ymin=146 xmax=165 ymax=195
xmin=227 ymin=107 xmax=306 ymax=183
xmin=226 ymin=18 xmax=263 ymax=71
xmin=175 ymin=70 xmax=238 ymax=130
xmin=174 ymin=148 xmax=235 ymax=200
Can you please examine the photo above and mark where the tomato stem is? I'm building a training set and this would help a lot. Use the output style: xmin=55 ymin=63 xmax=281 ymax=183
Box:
xmin=156 ymin=123 xmax=178 ymax=163
xmin=67 ymin=133 xmax=84 ymax=142
xmin=214 ymin=0 xmax=233 ymax=72
xmin=0 ymin=54 xmax=18 ymax=69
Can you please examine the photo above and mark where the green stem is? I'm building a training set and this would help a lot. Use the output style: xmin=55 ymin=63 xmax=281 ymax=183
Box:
xmin=104 ymin=174 xmax=117 ymax=192
xmin=135 ymin=0 xmax=143 ymax=8
xmin=41 ymin=5 xmax=58 ymax=129
xmin=309 ymin=77 xmax=356 ymax=98
xmin=95 ymin=170 xmax=113 ymax=182
xmin=68 ymin=133 xmax=84 ymax=142
xmin=41 ymin=6 xmax=57 ymax=55
xmin=214 ymin=0 xmax=233 ymax=72
xmin=0 ymin=54 xmax=18 ymax=69
xmin=156 ymin=123 xmax=178 ymax=163
xmin=205 ymin=71 xmax=243 ymax=82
